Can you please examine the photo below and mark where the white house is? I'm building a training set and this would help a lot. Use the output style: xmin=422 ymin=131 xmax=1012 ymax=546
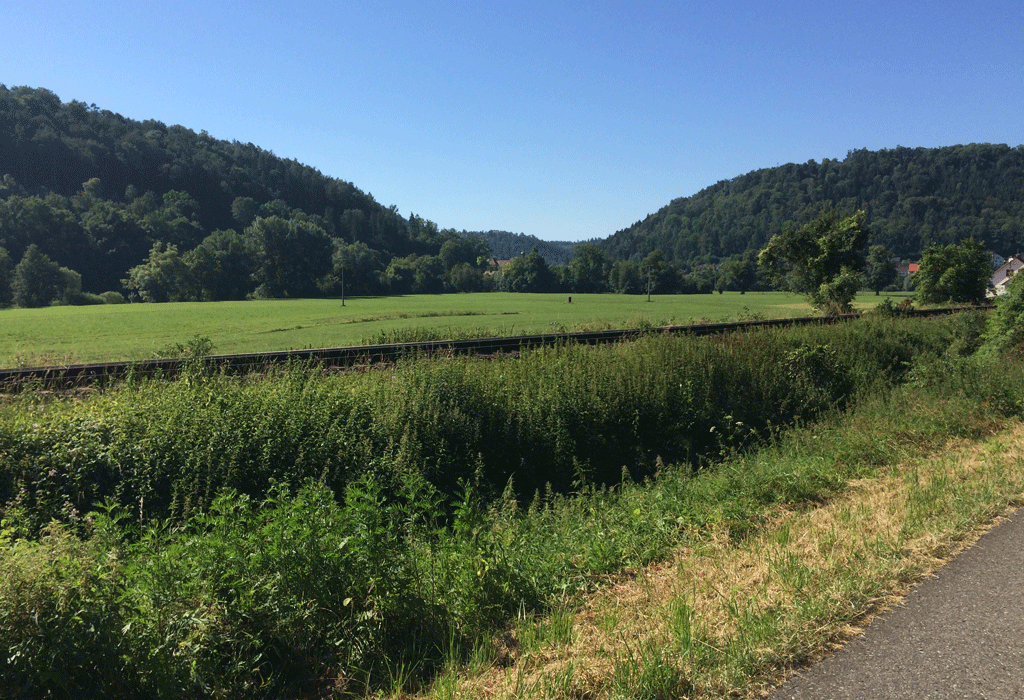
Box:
xmin=989 ymin=254 xmax=1024 ymax=296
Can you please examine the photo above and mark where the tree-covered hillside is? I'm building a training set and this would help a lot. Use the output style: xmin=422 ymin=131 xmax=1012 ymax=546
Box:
xmin=602 ymin=144 xmax=1024 ymax=266
xmin=5 ymin=84 xmax=1024 ymax=306
xmin=460 ymin=230 xmax=576 ymax=265
xmin=0 ymin=86 xmax=410 ymax=252
xmin=0 ymin=85 xmax=499 ymax=303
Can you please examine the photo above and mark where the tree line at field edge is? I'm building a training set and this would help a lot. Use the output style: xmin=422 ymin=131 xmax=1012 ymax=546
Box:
xmin=0 ymin=85 xmax=1018 ymax=309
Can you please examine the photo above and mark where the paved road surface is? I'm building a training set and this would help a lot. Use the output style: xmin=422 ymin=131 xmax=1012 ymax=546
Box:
xmin=767 ymin=507 xmax=1024 ymax=700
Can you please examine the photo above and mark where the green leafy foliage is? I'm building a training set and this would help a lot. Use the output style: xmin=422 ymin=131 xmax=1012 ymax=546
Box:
xmin=183 ymin=228 xmax=258 ymax=301
xmin=0 ymin=515 xmax=131 ymax=698
xmin=758 ymin=208 xmax=869 ymax=311
xmin=0 ymin=247 xmax=12 ymax=307
xmin=566 ymin=243 xmax=612 ymax=293
xmin=716 ymin=251 xmax=762 ymax=293
xmin=0 ymin=316 xmax=961 ymax=533
xmin=982 ymin=272 xmax=1024 ymax=355
xmin=499 ymin=248 xmax=559 ymax=292
xmin=248 ymin=216 xmax=334 ymax=298
xmin=915 ymin=237 xmax=992 ymax=305
xmin=123 ymin=242 xmax=191 ymax=302
xmin=10 ymin=244 xmax=80 ymax=308
xmin=602 ymin=144 xmax=1024 ymax=267
xmin=3 ymin=311 xmax=1024 ymax=698
xmin=865 ymin=244 xmax=899 ymax=294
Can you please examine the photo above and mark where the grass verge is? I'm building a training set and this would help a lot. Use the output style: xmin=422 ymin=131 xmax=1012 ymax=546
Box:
xmin=1 ymin=313 xmax=1018 ymax=699
xmin=439 ymin=415 xmax=1024 ymax=700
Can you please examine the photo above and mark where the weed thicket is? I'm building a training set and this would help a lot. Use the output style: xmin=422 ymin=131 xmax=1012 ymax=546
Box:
xmin=1 ymin=315 xmax=956 ymax=531
xmin=1 ymin=311 xmax=1020 ymax=698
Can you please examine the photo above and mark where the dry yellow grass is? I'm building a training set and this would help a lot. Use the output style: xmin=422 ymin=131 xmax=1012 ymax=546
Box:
xmin=436 ymin=422 xmax=1024 ymax=700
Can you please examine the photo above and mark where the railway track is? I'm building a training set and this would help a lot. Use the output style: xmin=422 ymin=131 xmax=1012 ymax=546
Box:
xmin=0 ymin=306 xmax=975 ymax=390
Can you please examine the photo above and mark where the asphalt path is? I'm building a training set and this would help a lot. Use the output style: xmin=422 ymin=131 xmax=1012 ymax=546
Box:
xmin=767 ymin=507 xmax=1024 ymax=700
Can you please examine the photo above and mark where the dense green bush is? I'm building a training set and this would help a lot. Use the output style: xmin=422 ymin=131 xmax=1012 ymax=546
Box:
xmin=0 ymin=315 xmax=968 ymax=534
xmin=982 ymin=274 xmax=1024 ymax=356
xmin=0 ymin=516 xmax=129 ymax=698
xmin=2 ymin=311 xmax=1023 ymax=698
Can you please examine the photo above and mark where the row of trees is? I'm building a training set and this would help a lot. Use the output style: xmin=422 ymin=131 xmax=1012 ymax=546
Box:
xmin=491 ymin=235 xmax=901 ymax=298
xmin=119 ymin=237 xmax=764 ymax=304
xmin=758 ymin=206 xmax=993 ymax=311
xmin=0 ymin=204 xmax=992 ymax=309
xmin=121 ymin=217 xmax=498 ymax=303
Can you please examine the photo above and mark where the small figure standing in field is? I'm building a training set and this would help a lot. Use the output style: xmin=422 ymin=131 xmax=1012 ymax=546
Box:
xmin=568 ymin=296 xmax=572 ymax=304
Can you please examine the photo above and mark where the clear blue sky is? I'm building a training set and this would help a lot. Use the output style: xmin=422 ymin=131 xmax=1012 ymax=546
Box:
xmin=4 ymin=0 xmax=1022 ymax=241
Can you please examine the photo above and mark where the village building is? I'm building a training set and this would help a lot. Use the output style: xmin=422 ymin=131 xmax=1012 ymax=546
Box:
xmin=989 ymin=254 xmax=1024 ymax=296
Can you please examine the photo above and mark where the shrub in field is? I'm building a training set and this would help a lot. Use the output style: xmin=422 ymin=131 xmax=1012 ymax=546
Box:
xmin=982 ymin=273 xmax=1024 ymax=356
xmin=2 ymin=337 xmax=1023 ymax=698
xmin=119 ymin=478 xmax=441 ymax=697
xmin=0 ymin=365 xmax=384 ymax=531
xmin=0 ymin=477 xmax=453 ymax=699
xmin=0 ymin=315 xmax=972 ymax=534
xmin=0 ymin=517 xmax=129 ymax=699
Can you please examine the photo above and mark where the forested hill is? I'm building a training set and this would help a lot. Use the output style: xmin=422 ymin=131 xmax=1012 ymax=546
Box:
xmin=5 ymin=84 xmax=1024 ymax=305
xmin=0 ymin=86 xmax=418 ymax=250
xmin=0 ymin=84 xmax=493 ymax=300
xmin=461 ymin=230 xmax=576 ymax=265
xmin=601 ymin=144 xmax=1024 ymax=266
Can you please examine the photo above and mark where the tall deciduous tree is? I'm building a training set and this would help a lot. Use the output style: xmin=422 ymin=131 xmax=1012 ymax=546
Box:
xmin=915 ymin=238 xmax=991 ymax=305
xmin=381 ymin=255 xmax=416 ymax=295
xmin=248 ymin=216 xmax=333 ymax=298
xmin=717 ymin=251 xmax=760 ymax=293
xmin=124 ymin=242 xmax=192 ymax=302
xmin=567 ymin=243 xmax=610 ymax=293
xmin=80 ymin=200 xmax=151 ymax=293
xmin=758 ymin=207 xmax=869 ymax=311
xmin=184 ymin=229 xmax=258 ymax=301
xmin=641 ymin=251 xmax=681 ymax=295
xmin=437 ymin=235 xmax=490 ymax=271
xmin=608 ymin=260 xmax=642 ymax=294
xmin=411 ymin=255 xmax=446 ymax=294
xmin=11 ymin=244 xmax=74 ymax=307
xmin=865 ymin=244 xmax=898 ymax=295
xmin=500 ymin=249 xmax=557 ymax=293
xmin=329 ymin=240 xmax=383 ymax=296
xmin=448 ymin=262 xmax=485 ymax=292
xmin=0 ymin=246 xmax=13 ymax=307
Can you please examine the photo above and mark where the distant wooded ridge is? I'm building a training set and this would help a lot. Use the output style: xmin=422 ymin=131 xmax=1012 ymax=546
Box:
xmin=602 ymin=143 xmax=1024 ymax=265
xmin=1 ymin=84 xmax=1022 ymax=305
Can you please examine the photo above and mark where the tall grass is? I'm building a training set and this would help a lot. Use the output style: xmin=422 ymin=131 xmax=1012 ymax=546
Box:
xmin=3 ymin=310 xmax=1019 ymax=698
xmin=1 ymin=314 xmax=962 ymax=532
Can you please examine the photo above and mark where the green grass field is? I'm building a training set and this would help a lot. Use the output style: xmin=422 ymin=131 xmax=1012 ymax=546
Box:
xmin=0 ymin=291 xmax=913 ymax=368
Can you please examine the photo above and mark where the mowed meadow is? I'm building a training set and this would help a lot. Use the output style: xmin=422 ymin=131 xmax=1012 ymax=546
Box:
xmin=0 ymin=291 xmax=911 ymax=368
